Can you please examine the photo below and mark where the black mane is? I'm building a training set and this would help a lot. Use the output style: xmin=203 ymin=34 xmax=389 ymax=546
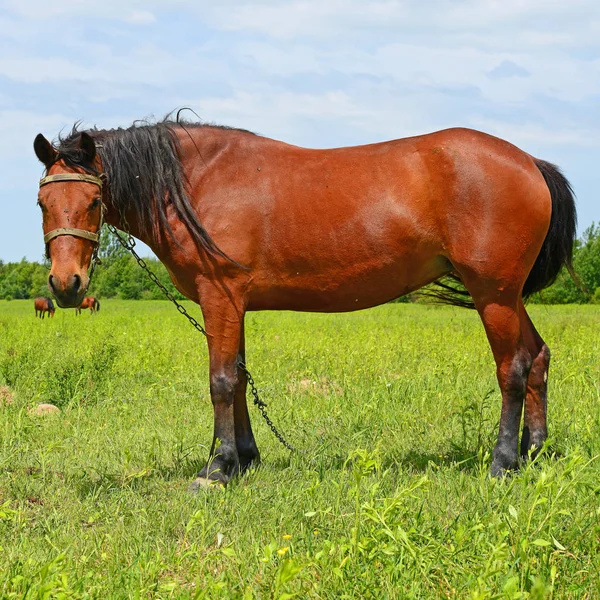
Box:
xmin=54 ymin=118 xmax=254 ymax=262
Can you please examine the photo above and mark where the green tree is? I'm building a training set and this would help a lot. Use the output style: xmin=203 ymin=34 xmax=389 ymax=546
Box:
xmin=532 ymin=223 xmax=600 ymax=304
xmin=86 ymin=226 xmax=185 ymax=301
xmin=0 ymin=259 xmax=49 ymax=300
xmin=574 ymin=223 xmax=600 ymax=302
xmin=98 ymin=225 xmax=129 ymax=262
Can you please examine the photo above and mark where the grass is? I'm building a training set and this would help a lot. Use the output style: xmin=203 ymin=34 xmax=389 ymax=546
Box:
xmin=0 ymin=300 xmax=599 ymax=599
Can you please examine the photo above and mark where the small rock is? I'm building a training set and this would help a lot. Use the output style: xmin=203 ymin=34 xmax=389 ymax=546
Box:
xmin=0 ymin=386 xmax=14 ymax=407
xmin=29 ymin=403 xmax=60 ymax=415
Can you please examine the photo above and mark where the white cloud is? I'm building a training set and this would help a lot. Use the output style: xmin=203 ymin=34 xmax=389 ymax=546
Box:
xmin=469 ymin=117 xmax=600 ymax=149
xmin=0 ymin=110 xmax=75 ymax=157
xmin=123 ymin=11 xmax=157 ymax=25
xmin=0 ymin=58 xmax=107 ymax=84
xmin=2 ymin=0 xmax=158 ymax=23
xmin=205 ymin=0 xmax=599 ymax=45
xmin=207 ymin=0 xmax=410 ymax=40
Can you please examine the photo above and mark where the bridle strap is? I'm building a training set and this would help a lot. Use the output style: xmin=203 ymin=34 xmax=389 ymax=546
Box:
xmin=44 ymin=228 xmax=100 ymax=244
xmin=39 ymin=172 xmax=104 ymax=247
xmin=40 ymin=173 xmax=103 ymax=189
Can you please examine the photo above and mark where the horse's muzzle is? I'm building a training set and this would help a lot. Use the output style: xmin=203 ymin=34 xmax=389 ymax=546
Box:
xmin=48 ymin=272 xmax=88 ymax=308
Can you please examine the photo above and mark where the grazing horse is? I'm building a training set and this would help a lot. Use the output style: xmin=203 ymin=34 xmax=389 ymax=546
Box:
xmin=34 ymin=296 xmax=55 ymax=319
xmin=75 ymin=296 xmax=100 ymax=315
xmin=33 ymin=118 xmax=576 ymax=487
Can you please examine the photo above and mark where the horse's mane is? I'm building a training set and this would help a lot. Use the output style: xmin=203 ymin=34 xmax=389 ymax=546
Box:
xmin=54 ymin=117 xmax=254 ymax=262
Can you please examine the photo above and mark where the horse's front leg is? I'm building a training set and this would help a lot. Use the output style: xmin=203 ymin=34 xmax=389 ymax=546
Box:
xmin=191 ymin=297 xmax=244 ymax=489
xmin=235 ymin=320 xmax=260 ymax=471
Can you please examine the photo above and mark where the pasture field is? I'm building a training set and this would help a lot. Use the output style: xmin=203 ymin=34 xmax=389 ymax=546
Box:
xmin=0 ymin=300 xmax=599 ymax=599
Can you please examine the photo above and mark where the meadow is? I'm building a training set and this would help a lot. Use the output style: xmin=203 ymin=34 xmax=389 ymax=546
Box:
xmin=0 ymin=299 xmax=599 ymax=599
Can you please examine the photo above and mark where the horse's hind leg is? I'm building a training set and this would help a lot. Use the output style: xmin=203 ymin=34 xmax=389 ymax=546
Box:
xmin=519 ymin=304 xmax=550 ymax=459
xmin=466 ymin=287 xmax=533 ymax=476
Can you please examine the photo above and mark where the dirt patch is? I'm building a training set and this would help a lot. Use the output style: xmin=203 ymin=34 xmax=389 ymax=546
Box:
xmin=288 ymin=377 xmax=343 ymax=396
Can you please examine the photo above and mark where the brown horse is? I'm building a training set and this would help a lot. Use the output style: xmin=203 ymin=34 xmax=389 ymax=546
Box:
xmin=75 ymin=296 xmax=100 ymax=315
xmin=33 ymin=119 xmax=576 ymax=486
xmin=34 ymin=296 xmax=55 ymax=319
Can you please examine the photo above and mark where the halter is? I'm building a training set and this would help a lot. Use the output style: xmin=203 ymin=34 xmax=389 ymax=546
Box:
xmin=39 ymin=172 xmax=105 ymax=281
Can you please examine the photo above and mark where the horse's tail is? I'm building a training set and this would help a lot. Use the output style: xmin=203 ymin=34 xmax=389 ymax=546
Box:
xmin=95 ymin=299 xmax=100 ymax=312
xmin=522 ymin=159 xmax=577 ymax=298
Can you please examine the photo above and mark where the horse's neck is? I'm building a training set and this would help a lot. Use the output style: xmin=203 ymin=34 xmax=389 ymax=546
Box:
xmin=101 ymin=127 xmax=243 ymax=253
xmin=102 ymin=200 xmax=153 ymax=247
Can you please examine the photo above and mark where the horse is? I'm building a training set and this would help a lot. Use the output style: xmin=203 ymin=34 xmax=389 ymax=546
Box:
xmin=34 ymin=296 xmax=55 ymax=319
xmin=75 ymin=296 xmax=100 ymax=315
xmin=33 ymin=118 xmax=576 ymax=487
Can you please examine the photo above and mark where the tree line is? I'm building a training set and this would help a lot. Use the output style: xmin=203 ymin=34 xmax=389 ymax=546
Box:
xmin=1 ymin=224 xmax=599 ymax=303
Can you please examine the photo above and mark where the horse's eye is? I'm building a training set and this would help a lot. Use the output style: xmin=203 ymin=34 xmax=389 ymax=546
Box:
xmin=37 ymin=199 xmax=45 ymax=211
xmin=90 ymin=197 xmax=101 ymax=210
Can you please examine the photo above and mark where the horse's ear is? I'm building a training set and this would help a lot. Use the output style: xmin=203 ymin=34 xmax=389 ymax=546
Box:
xmin=34 ymin=134 xmax=58 ymax=168
xmin=78 ymin=132 xmax=96 ymax=163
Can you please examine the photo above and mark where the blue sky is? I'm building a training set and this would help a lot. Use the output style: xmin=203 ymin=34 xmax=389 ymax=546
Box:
xmin=1 ymin=0 xmax=598 ymax=262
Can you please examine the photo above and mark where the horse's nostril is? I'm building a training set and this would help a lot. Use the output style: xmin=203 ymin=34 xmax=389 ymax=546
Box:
xmin=70 ymin=274 xmax=81 ymax=293
xmin=48 ymin=274 xmax=56 ymax=292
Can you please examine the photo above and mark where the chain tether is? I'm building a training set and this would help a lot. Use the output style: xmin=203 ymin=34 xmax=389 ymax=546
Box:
xmin=105 ymin=223 xmax=295 ymax=452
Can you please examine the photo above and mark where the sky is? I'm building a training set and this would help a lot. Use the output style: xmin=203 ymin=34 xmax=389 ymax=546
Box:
xmin=0 ymin=0 xmax=598 ymax=262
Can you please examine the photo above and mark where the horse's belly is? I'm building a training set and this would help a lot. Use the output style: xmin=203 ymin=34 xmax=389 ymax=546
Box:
xmin=247 ymin=253 xmax=449 ymax=312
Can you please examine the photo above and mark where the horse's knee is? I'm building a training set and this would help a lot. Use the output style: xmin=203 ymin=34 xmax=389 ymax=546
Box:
xmin=210 ymin=371 xmax=238 ymax=404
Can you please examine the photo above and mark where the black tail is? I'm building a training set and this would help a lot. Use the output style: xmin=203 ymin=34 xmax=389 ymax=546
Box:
xmin=95 ymin=299 xmax=100 ymax=312
xmin=423 ymin=158 xmax=576 ymax=308
xmin=522 ymin=159 xmax=577 ymax=298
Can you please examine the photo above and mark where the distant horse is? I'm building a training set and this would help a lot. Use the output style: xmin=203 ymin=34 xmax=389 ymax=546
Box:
xmin=34 ymin=117 xmax=576 ymax=487
xmin=75 ymin=296 xmax=100 ymax=315
xmin=34 ymin=297 xmax=55 ymax=319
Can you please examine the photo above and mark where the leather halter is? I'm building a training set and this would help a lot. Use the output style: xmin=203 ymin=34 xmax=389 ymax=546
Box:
xmin=39 ymin=173 xmax=104 ymax=246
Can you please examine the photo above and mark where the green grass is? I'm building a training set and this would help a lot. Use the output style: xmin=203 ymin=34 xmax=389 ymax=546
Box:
xmin=0 ymin=300 xmax=599 ymax=599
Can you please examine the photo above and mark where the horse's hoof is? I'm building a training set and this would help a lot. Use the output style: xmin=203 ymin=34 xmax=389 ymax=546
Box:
xmin=490 ymin=457 xmax=517 ymax=478
xmin=490 ymin=463 xmax=508 ymax=478
xmin=188 ymin=477 xmax=226 ymax=493
xmin=239 ymin=454 xmax=261 ymax=473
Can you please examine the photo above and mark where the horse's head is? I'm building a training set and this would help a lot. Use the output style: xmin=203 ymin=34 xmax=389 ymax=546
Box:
xmin=34 ymin=132 xmax=103 ymax=308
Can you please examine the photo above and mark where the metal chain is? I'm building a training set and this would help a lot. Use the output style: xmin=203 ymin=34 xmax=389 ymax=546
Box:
xmin=105 ymin=223 xmax=295 ymax=452
xmin=239 ymin=360 xmax=295 ymax=451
